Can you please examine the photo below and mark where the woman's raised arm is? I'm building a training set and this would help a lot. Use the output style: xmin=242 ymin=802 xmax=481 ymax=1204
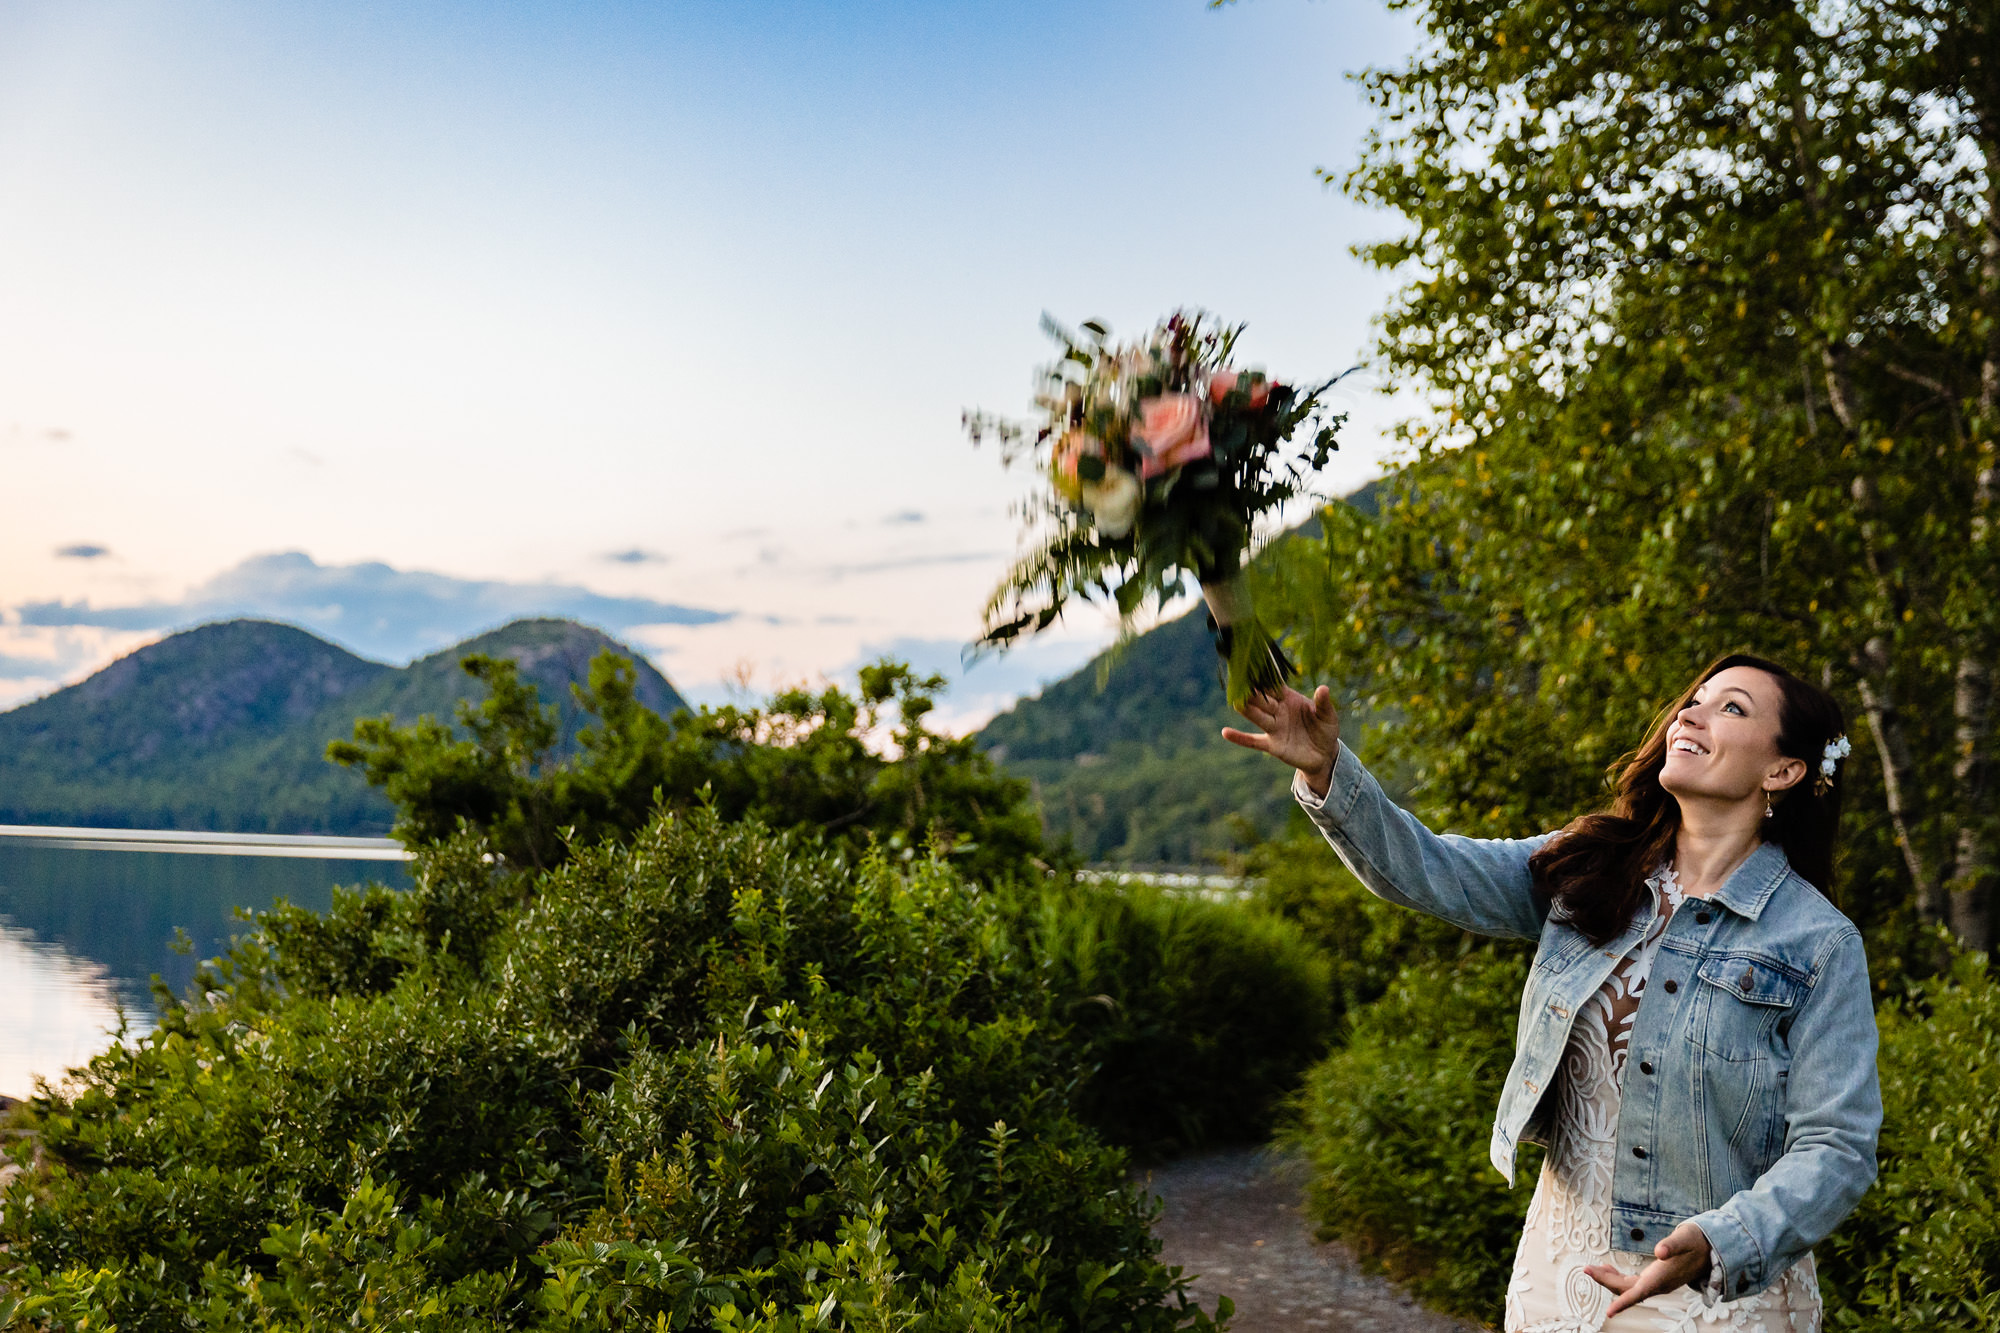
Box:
xmin=1225 ymin=686 xmax=1550 ymax=940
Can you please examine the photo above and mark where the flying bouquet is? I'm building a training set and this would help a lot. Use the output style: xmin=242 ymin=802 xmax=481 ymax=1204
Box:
xmin=967 ymin=312 xmax=1345 ymax=706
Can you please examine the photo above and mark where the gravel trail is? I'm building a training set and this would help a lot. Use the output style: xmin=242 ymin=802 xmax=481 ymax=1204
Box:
xmin=1140 ymin=1147 xmax=1488 ymax=1333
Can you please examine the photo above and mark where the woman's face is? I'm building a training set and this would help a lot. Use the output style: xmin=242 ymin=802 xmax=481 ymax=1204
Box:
xmin=1659 ymin=665 xmax=1807 ymax=807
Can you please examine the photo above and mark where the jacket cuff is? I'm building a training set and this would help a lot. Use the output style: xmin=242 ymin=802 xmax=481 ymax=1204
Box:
xmin=1291 ymin=742 xmax=1360 ymax=822
xmin=1688 ymin=1208 xmax=1764 ymax=1301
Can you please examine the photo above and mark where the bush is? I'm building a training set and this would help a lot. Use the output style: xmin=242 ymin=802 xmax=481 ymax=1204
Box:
xmin=0 ymin=812 xmax=1220 ymax=1332
xmin=1821 ymin=948 xmax=2000 ymax=1330
xmin=1033 ymin=882 xmax=1334 ymax=1157
xmin=329 ymin=652 xmax=1046 ymax=885
xmin=1249 ymin=830 xmax=1481 ymax=1019
xmin=1286 ymin=947 xmax=1538 ymax=1321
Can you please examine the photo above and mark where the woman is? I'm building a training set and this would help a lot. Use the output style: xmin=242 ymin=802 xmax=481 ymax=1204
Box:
xmin=1224 ymin=654 xmax=1880 ymax=1331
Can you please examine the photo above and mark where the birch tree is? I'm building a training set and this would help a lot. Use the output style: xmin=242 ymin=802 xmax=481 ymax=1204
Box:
xmin=1268 ymin=0 xmax=1998 ymax=949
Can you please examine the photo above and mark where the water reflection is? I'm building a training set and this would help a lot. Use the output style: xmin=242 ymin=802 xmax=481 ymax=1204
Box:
xmin=0 ymin=842 xmax=408 ymax=1098
xmin=0 ymin=924 xmax=141 ymax=1100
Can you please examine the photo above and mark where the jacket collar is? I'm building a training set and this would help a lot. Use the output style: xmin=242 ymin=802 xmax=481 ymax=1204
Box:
xmin=1706 ymin=841 xmax=1793 ymax=921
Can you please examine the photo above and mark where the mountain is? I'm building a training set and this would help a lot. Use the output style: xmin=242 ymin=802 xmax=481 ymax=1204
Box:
xmin=0 ymin=618 xmax=687 ymax=835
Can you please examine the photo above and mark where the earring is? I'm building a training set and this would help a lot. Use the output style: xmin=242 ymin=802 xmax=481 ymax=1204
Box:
xmin=1763 ymin=791 xmax=1775 ymax=819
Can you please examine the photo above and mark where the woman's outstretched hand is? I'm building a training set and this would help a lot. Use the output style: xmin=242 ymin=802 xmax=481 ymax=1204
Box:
xmin=1222 ymin=685 xmax=1341 ymax=797
xmin=1587 ymin=1221 xmax=1714 ymax=1316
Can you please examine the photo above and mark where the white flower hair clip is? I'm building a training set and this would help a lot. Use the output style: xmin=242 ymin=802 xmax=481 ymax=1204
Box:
xmin=1815 ymin=734 xmax=1852 ymax=796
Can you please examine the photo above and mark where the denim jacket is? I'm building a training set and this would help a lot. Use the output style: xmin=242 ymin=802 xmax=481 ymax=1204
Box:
xmin=1296 ymin=743 xmax=1881 ymax=1301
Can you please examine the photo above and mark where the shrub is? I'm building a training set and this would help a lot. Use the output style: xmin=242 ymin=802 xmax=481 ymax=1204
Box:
xmin=1032 ymin=880 xmax=1334 ymax=1158
xmin=1249 ymin=830 xmax=1482 ymax=1019
xmin=1821 ymin=948 xmax=2000 ymax=1330
xmin=330 ymin=652 xmax=1046 ymax=885
xmin=1286 ymin=946 xmax=1538 ymax=1321
xmin=0 ymin=812 xmax=1219 ymax=1332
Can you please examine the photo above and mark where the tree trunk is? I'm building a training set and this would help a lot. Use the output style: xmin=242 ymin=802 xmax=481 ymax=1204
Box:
xmin=1846 ymin=470 xmax=1943 ymax=919
xmin=1853 ymin=640 xmax=1942 ymax=923
xmin=1947 ymin=132 xmax=2000 ymax=951
xmin=1949 ymin=654 xmax=1995 ymax=950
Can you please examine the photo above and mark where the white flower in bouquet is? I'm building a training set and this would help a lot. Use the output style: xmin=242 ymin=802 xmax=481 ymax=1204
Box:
xmin=1082 ymin=466 xmax=1142 ymax=537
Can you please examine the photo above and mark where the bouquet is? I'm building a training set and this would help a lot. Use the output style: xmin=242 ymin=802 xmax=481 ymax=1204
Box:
xmin=967 ymin=312 xmax=1345 ymax=706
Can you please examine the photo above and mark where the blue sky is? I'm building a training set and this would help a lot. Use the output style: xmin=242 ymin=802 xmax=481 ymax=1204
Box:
xmin=0 ymin=0 xmax=1419 ymax=727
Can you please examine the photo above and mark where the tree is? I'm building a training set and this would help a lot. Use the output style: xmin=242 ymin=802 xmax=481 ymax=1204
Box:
xmin=328 ymin=650 xmax=1048 ymax=886
xmin=1263 ymin=0 xmax=1998 ymax=949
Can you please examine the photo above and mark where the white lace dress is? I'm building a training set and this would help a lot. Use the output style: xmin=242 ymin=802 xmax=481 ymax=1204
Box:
xmin=1503 ymin=869 xmax=1822 ymax=1332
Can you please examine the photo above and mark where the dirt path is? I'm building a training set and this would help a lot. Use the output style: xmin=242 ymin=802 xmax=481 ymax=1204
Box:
xmin=1139 ymin=1147 xmax=1488 ymax=1333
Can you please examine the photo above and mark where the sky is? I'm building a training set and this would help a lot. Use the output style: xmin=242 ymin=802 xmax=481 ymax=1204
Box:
xmin=0 ymin=0 xmax=1420 ymax=731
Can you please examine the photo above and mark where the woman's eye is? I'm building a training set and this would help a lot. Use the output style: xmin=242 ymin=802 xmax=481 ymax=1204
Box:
xmin=1722 ymin=702 xmax=1743 ymax=715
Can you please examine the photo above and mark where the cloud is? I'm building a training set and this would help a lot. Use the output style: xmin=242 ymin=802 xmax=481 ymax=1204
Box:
xmin=840 ymin=633 xmax=1108 ymax=734
xmin=0 ymin=652 xmax=67 ymax=677
xmin=14 ymin=550 xmax=732 ymax=663
xmin=54 ymin=544 xmax=111 ymax=559
xmin=821 ymin=550 xmax=1002 ymax=580
xmin=603 ymin=548 xmax=668 ymax=564
xmin=883 ymin=510 xmax=925 ymax=525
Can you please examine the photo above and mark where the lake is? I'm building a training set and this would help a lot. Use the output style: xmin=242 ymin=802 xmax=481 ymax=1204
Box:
xmin=0 ymin=839 xmax=409 ymax=1099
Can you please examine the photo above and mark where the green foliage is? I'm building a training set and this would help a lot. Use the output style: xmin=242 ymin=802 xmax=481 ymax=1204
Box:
xmin=331 ymin=653 xmax=1045 ymax=886
xmin=1821 ymin=948 xmax=2000 ymax=1330
xmin=1249 ymin=830 xmax=1481 ymax=1021
xmin=1263 ymin=0 xmax=2000 ymax=951
xmin=1286 ymin=947 xmax=1539 ymax=1321
xmin=1032 ymin=882 xmax=1334 ymax=1157
xmin=0 ymin=811 xmax=1219 ymax=1332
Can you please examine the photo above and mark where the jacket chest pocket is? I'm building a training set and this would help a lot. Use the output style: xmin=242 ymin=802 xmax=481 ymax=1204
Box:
xmin=1535 ymin=932 xmax=1596 ymax=977
xmin=1686 ymin=955 xmax=1804 ymax=1060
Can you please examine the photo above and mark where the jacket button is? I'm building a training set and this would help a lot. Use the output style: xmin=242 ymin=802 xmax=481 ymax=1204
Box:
xmin=1639 ymin=1060 xmax=1654 ymax=1075
xmin=1630 ymin=1227 xmax=1645 ymax=1241
xmin=1738 ymin=1275 xmax=1752 ymax=1293
xmin=1632 ymin=1146 xmax=1647 ymax=1159
xmin=1740 ymin=968 xmax=1755 ymax=990
xmin=1696 ymin=912 xmax=1712 ymax=925
xmin=1663 ymin=979 xmax=1678 ymax=994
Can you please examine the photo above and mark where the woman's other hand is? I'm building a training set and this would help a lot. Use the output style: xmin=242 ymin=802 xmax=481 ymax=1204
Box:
xmin=1587 ymin=1221 xmax=1714 ymax=1316
xmin=1222 ymin=685 xmax=1341 ymax=797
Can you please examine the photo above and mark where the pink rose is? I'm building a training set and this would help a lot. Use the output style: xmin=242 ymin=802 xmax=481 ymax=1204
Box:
xmin=1208 ymin=369 xmax=1271 ymax=410
xmin=1133 ymin=394 xmax=1210 ymax=478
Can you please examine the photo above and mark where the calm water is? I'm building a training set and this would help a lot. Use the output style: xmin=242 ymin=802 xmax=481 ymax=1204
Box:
xmin=0 ymin=843 xmax=408 ymax=1099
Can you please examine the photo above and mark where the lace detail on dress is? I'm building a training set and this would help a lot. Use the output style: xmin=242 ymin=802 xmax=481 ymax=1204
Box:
xmin=1503 ymin=869 xmax=1822 ymax=1332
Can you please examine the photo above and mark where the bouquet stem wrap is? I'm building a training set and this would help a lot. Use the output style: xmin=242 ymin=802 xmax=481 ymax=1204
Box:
xmin=1200 ymin=572 xmax=1294 ymax=708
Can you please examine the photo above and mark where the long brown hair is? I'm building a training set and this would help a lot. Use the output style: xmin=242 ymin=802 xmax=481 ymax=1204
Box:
xmin=1529 ymin=653 xmax=1847 ymax=945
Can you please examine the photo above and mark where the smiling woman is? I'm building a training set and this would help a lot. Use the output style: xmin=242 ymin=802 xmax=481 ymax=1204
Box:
xmin=1222 ymin=653 xmax=1880 ymax=1332
xmin=1534 ymin=656 xmax=1847 ymax=950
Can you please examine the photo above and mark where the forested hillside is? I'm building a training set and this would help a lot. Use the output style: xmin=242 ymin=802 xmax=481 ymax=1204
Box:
xmin=0 ymin=618 xmax=686 ymax=835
